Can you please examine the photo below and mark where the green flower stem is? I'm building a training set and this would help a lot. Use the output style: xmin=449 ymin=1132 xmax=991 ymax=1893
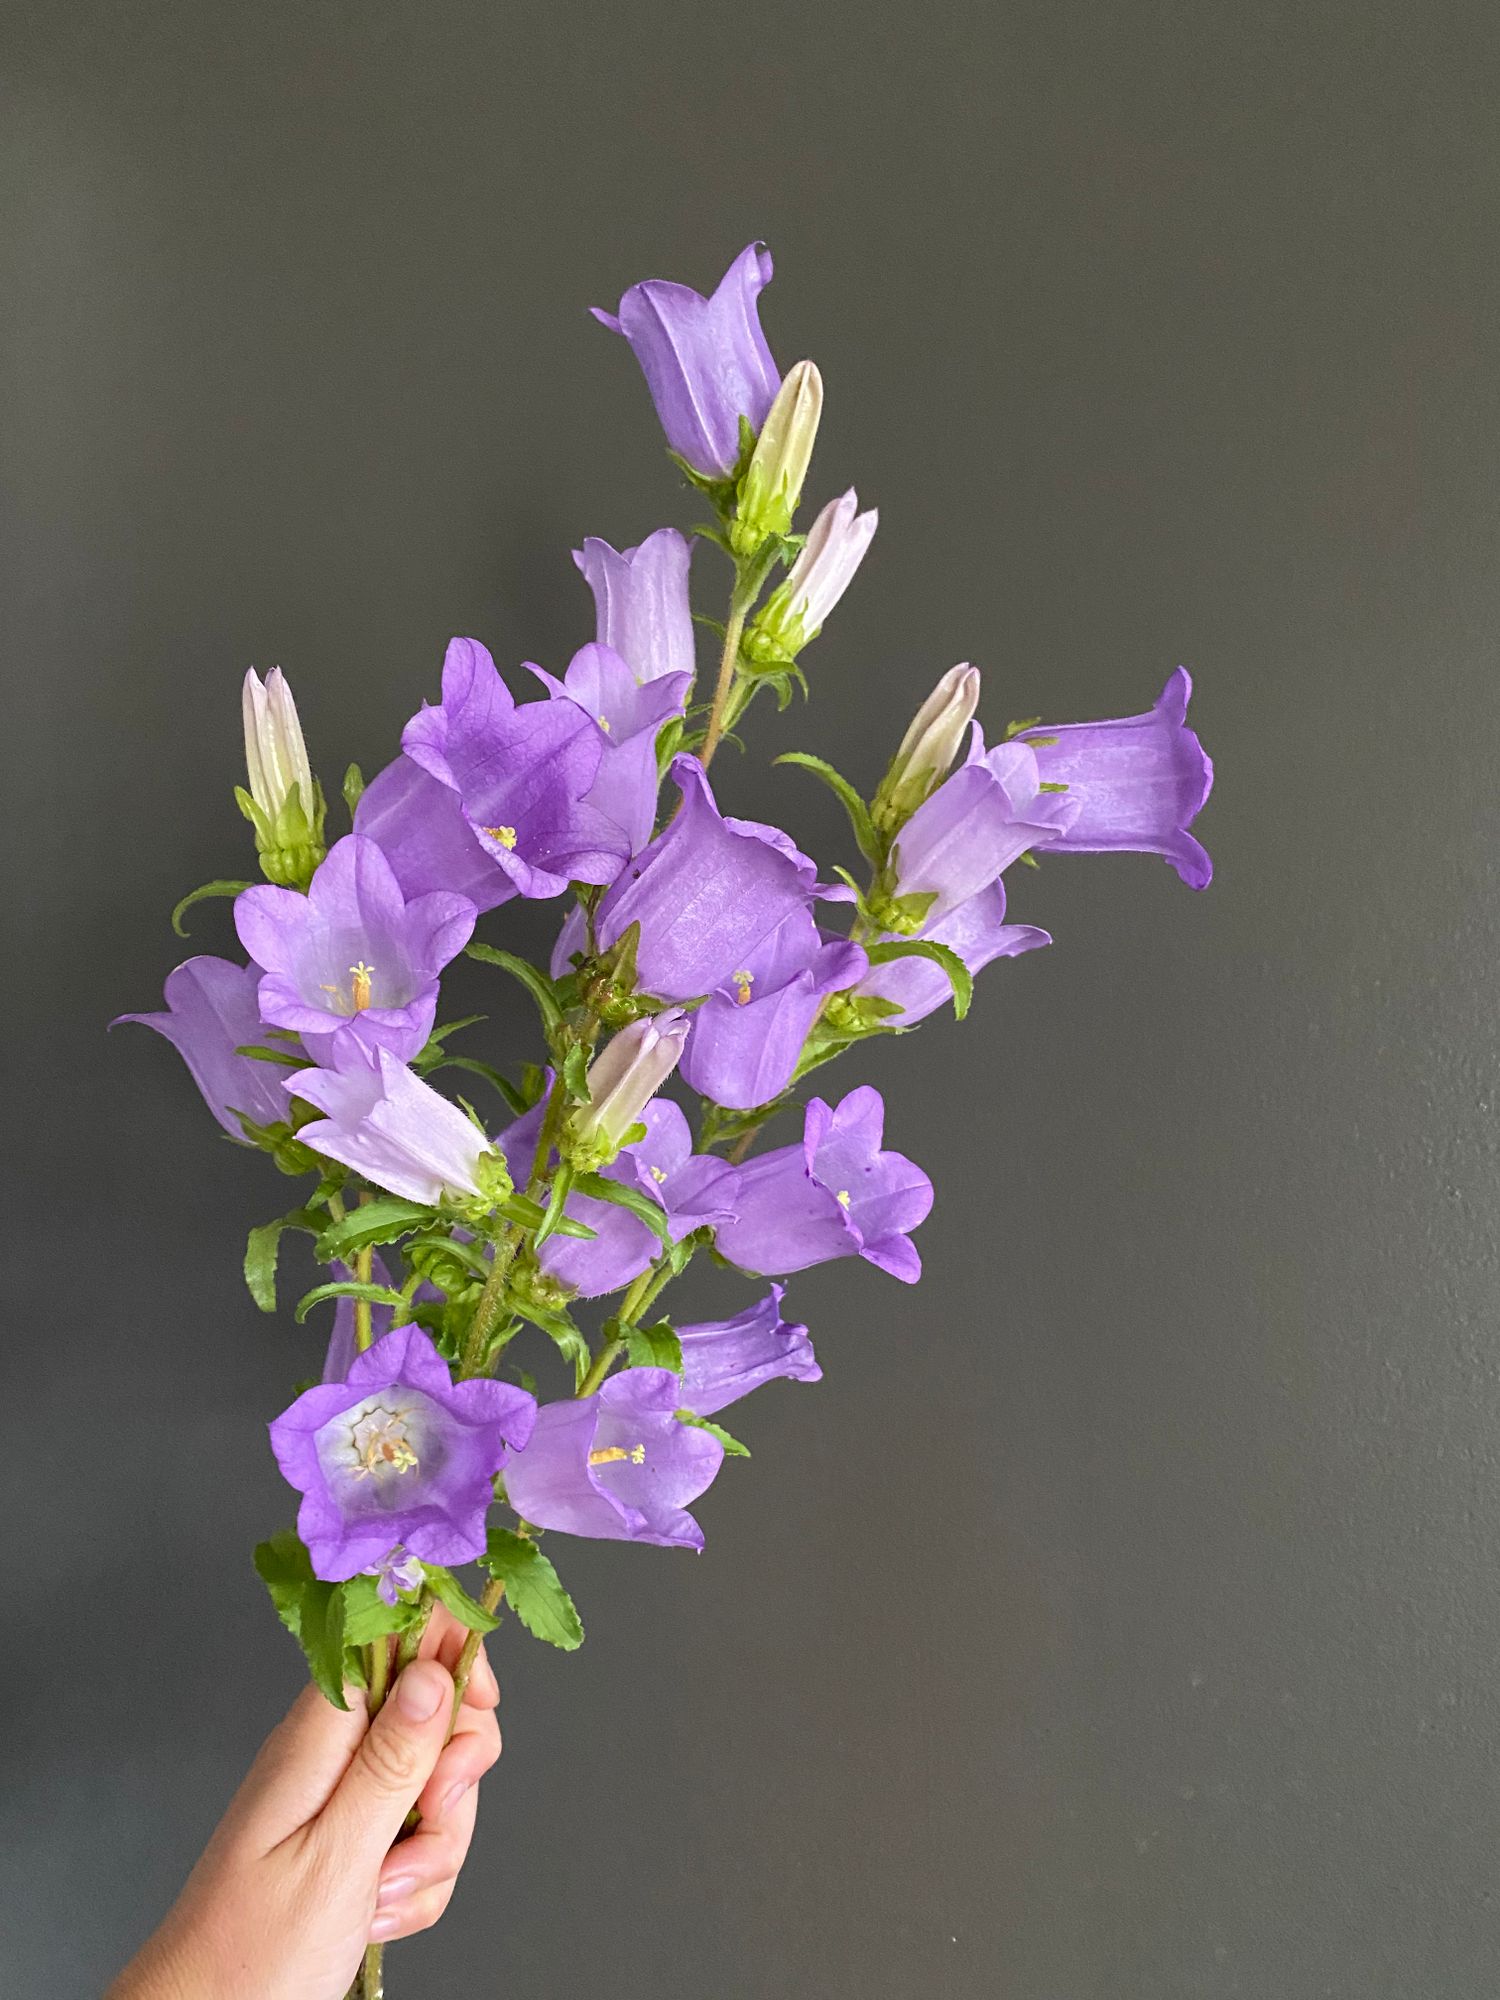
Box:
xmin=395 ymin=1590 xmax=435 ymax=1673
xmin=446 ymin=1576 xmax=506 ymax=1724
xmin=700 ymin=594 xmax=749 ymax=769
xmin=366 ymin=1632 xmax=391 ymax=1717
xmin=576 ymin=1337 xmax=625 ymax=1399
xmin=458 ymin=1225 xmax=522 ymax=1379
xmin=358 ymin=1941 xmax=384 ymax=1999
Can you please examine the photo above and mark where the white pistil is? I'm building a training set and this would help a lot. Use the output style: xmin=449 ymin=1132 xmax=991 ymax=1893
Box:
xmin=589 ymin=1443 xmax=646 ymax=1467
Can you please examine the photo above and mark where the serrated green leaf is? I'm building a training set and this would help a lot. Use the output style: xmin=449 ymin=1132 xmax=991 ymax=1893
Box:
xmin=254 ymin=1529 xmax=313 ymax=1635
xmin=862 ymin=937 xmax=974 ymax=1020
xmin=677 ymin=1411 xmax=751 ymax=1457
xmin=624 ymin=1321 xmax=683 ymax=1372
xmin=481 ymin=1529 xmax=584 ymax=1650
xmin=244 ymin=1207 xmax=321 ymax=1313
xmin=316 ymin=1197 xmax=435 ymax=1262
xmin=572 ymin=1171 xmax=672 ymax=1247
xmin=299 ymin=1578 xmax=349 ymax=1707
xmin=340 ymin=1574 xmax=421 ymax=1647
xmin=465 ymin=944 xmax=564 ymax=1036
xmin=294 ymin=1279 xmax=407 ymax=1325
xmin=422 ymin=1565 xmax=501 ymax=1633
xmin=171 ymin=878 xmax=252 ymax=938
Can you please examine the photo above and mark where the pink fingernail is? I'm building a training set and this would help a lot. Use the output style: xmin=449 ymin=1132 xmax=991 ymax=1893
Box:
xmin=377 ymin=1874 xmax=417 ymax=1908
xmin=370 ymin=1910 xmax=403 ymax=1940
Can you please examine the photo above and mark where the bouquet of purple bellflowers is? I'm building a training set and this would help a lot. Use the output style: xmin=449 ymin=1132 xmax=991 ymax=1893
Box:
xmin=118 ymin=241 xmax=1215 ymax=1999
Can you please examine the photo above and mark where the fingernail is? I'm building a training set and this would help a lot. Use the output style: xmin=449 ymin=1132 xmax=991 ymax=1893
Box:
xmin=370 ymin=1910 xmax=403 ymax=1940
xmin=440 ymin=1780 xmax=470 ymax=1818
xmin=395 ymin=1661 xmax=446 ymax=1722
xmin=377 ymin=1874 xmax=418 ymax=1909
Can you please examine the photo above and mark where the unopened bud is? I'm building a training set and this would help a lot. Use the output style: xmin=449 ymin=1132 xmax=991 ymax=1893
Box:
xmin=872 ymin=665 xmax=982 ymax=834
xmin=731 ymin=360 xmax=823 ymax=555
xmin=238 ymin=668 xmax=326 ymax=889
xmin=564 ymin=1011 xmax=690 ymax=1169
xmin=744 ymin=488 xmax=877 ymax=666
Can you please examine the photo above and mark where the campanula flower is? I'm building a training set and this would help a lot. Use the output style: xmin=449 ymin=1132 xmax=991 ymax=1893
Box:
xmin=527 ymin=643 xmax=689 ymax=857
xmin=676 ymin=1287 xmax=821 ymax=1416
xmin=285 ymin=1043 xmax=501 ymax=1208
xmin=847 ymin=880 xmax=1050 ymax=1028
xmin=574 ymin=528 xmax=696 ymax=685
xmin=113 ymin=956 xmax=290 ymax=1135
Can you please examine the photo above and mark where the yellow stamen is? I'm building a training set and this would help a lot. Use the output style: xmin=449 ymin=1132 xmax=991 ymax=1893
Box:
xmin=598 ymin=715 xmax=611 ymax=733
xmin=484 ymin=824 xmax=518 ymax=850
xmin=348 ymin=1407 xmax=420 ymax=1480
xmin=589 ymin=1443 xmax=647 ymax=1467
xmin=836 ymin=1189 xmax=851 ymax=1208
xmin=732 ymin=969 xmax=754 ymax=1006
xmin=349 ymin=961 xmax=375 ymax=1011
xmin=649 ymin=1165 xmax=668 ymax=1184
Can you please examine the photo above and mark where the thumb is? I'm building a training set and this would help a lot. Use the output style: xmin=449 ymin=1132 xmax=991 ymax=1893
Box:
xmin=317 ymin=1658 xmax=455 ymax=1866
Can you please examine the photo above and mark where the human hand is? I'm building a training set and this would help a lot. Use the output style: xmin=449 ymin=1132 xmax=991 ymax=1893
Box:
xmin=108 ymin=1608 xmax=501 ymax=2000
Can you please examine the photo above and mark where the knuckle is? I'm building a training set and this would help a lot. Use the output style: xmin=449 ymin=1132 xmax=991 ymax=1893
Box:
xmin=361 ymin=1721 xmax=422 ymax=1793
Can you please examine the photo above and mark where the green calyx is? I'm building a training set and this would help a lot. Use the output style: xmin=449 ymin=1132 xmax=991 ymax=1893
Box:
xmin=236 ymin=778 xmax=328 ymax=891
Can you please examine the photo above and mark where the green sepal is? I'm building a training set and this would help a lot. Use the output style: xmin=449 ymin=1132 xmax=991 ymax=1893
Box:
xmin=316 ymin=1197 xmax=436 ymax=1262
xmin=341 ymin=762 xmax=365 ymax=818
xmin=234 ymin=1111 xmax=325 ymax=1177
xmin=482 ymin=1529 xmax=584 ymax=1651
xmin=572 ymin=1171 xmax=673 ymax=1247
xmin=294 ymin=1278 xmax=408 ymax=1325
xmin=561 ymin=1041 xmax=592 ymax=1103
xmin=773 ymin=751 xmax=883 ymax=864
xmin=424 ymin=1054 xmax=523 ymax=1109
xmin=498 ymin=1191 xmax=597 ymax=1240
xmin=422 ymin=1564 xmax=502 ymax=1633
xmin=623 ymin=1320 xmax=683 ymax=1372
xmin=244 ymin=1206 xmax=322 ymax=1313
xmin=234 ymin=1042 xmax=305 ymax=1068
xmin=171 ymin=879 xmax=252 ymax=938
xmin=465 ymin=944 xmax=565 ymax=1037
xmin=402 ymin=1231 xmax=492 ymax=1288
xmin=1004 ymin=715 xmax=1042 ymax=739
xmin=862 ymin=937 xmax=973 ymax=1020
xmin=676 ymin=1411 xmax=751 ymax=1458
xmin=533 ymin=1163 xmax=577 ymax=1248
xmin=253 ymin=1530 xmax=349 ymax=1708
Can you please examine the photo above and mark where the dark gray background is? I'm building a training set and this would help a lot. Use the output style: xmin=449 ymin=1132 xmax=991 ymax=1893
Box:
xmin=6 ymin=3 xmax=1499 ymax=1995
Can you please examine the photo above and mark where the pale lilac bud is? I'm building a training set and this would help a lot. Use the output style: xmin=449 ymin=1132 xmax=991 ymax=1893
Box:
xmin=239 ymin=668 xmax=325 ymax=889
xmin=731 ymin=359 xmax=823 ymax=554
xmin=873 ymin=664 xmax=983 ymax=832
xmin=746 ymin=488 xmax=877 ymax=664
xmin=567 ymin=1009 xmax=691 ymax=1167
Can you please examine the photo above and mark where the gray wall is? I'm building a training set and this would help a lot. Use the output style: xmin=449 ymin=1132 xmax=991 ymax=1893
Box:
xmin=7 ymin=4 xmax=1500 ymax=1995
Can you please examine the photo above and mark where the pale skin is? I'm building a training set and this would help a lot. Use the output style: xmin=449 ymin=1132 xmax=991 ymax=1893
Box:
xmin=108 ymin=1608 xmax=501 ymax=2000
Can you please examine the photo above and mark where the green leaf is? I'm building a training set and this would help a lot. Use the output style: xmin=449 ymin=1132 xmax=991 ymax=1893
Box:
xmin=171 ymin=878 xmax=252 ymax=938
xmin=677 ymin=1411 xmax=751 ymax=1458
xmin=294 ymin=1279 xmax=408 ymax=1325
xmin=862 ymin=937 xmax=974 ymax=1020
xmin=422 ymin=1565 xmax=502 ymax=1633
xmin=624 ymin=1320 xmax=683 ymax=1372
xmin=342 ymin=762 xmax=365 ymax=817
xmin=401 ymin=1231 xmax=492 ymax=1284
xmin=254 ymin=1531 xmax=349 ymax=1707
xmin=254 ymin=1529 xmax=313 ymax=1636
xmin=482 ymin=1529 xmax=584 ymax=1650
xmin=316 ymin=1197 xmax=435 ymax=1262
xmin=498 ymin=1191 xmax=596 ymax=1240
xmin=572 ymin=1171 xmax=673 ymax=1247
xmin=466 ymin=944 xmax=564 ymax=1036
xmin=426 ymin=1054 xmax=520 ymax=1109
xmin=516 ymin=1300 xmax=591 ymax=1383
xmin=244 ymin=1207 xmax=320 ymax=1313
xmin=340 ymin=1574 xmax=421 ymax=1647
xmin=533 ymin=1163 xmax=576 ymax=1249
xmin=233 ymin=1042 xmax=306 ymax=1068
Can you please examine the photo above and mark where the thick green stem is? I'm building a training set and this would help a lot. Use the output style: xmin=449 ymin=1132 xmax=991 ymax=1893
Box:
xmin=700 ymin=597 xmax=748 ymax=769
xmin=576 ymin=1337 xmax=625 ymax=1399
xmin=458 ymin=1225 xmax=522 ymax=1379
xmin=448 ymin=1576 xmax=506 ymax=1723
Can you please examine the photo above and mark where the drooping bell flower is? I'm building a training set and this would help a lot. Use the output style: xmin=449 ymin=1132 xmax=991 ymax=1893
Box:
xmin=234 ymin=834 xmax=475 ymax=1067
xmin=1018 ymin=667 xmax=1214 ymax=887
xmin=716 ymin=1085 xmax=933 ymax=1284
xmin=285 ymin=1043 xmax=501 ymax=1208
xmin=589 ymin=756 xmax=814 ymax=1002
xmin=593 ymin=242 xmax=781 ymax=480
xmin=239 ymin=668 xmax=326 ymax=889
xmin=732 ymin=359 xmax=823 ymax=553
xmin=563 ymin=1011 xmax=692 ymax=1170
xmin=354 ymin=638 xmax=629 ymax=911
xmin=679 ymin=907 xmax=867 ymax=1111
xmin=746 ymin=489 xmax=878 ymax=665
xmin=527 ymin=644 xmax=690 ymax=857
xmin=884 ymin=732 xmax=1079 ymax=927
xmin=871 ymin=664 xmax=982 ymax=835
xmin=676 ymin=1288 xmax=821 ymax=1416
xmin=503 ymin=1367 xmax=724 ymax=1550
xmin=500 ymin=1094 xmax=737 ymax=1299
xmin=269 ymin=1323 xmax=536 ymax=1581
xmin=848 ymin=880 xmax=1050 ymax=1028
xmin=574 ymin=528 xmax=696 ymax=686
xmin=112 ymin=956 xmax=290 ymax=1135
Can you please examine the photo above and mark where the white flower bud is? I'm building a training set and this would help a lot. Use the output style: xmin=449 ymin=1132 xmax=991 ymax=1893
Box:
xmin=732 ymin=360 xmax=823 ymax=554
xmin=243 ymin=667 xmax=316 ymax=823
xmin=746 ymin=488 xmax=878 ymax=664
xmin=567 ymin=1010 xmax=691 ymax=1167
xmin=873 ymin=664 xmax=982 ymax=832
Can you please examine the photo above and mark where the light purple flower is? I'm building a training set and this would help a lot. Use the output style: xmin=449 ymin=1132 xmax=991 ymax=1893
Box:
xmin=574 ymin=529 xmax=696 ymax=685
xmin=320 ymin=1253 xmax=398 ymax=1384
xmin=593 ymin=242 xmax=781 ymax=479
xmin=112 ymin=956 xmax=290 ymax=1135
xmin=364 ymin=1544 xmax=425 ymax=1607
xmin=1019 ymin=667 xmax=1214 ymax=887
xmin=676 ymin=1287 xmax=821 ymax=1416
xmin=286 ymin=1043 xmax=492 ymax=1206
xmin=355 ymin=638 xmax=629 ymax=911
xmin=500 ymin=1095 xmax=737 ymax=1298
xmin=716 ymin=1085 xmax=933 ymax=1284
xmin=234 ymin=835 xmax=475 ymax=1067
xmin=527 ymin=644 xmax=689 ymax=857
xmin=890 ymin=733 xmax=1080 ymax=923
xmin=680 ymin=907 xmax=867 ymax=1110
xmin=588 ymin=756 xmax=815 ymax=1001
xmin=851 ymin=881 xmax=1051 ymax=1027
xmin=503 ymin=1368 xmax=724 ymax=1550
xmin=269 ymin=1323 xmax=535 ymax=1581
xmin=749 ymin=488 xmax=878 ymax=659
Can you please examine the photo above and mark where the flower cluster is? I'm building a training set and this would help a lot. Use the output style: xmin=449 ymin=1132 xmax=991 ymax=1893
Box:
xmin=118 ymin=243 xmax=1214 ymax=1746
